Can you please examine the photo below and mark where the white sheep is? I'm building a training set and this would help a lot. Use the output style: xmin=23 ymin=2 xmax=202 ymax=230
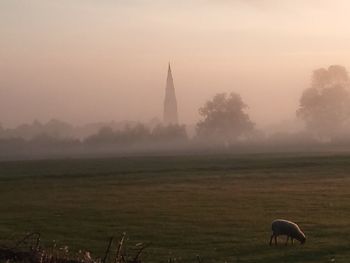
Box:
xmin=269 ymin=219 xmax=306 ymax=246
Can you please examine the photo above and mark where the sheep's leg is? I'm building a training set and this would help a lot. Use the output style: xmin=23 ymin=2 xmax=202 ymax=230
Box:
xmin=269 ymin=234 xmax=274 ymax=246
xmin=274 ymin=235 xmax=277 ymax=245
xmin=285 ymin=236 xmax=289 ymax=246
xmin=291 ymin=238 xmax=294 ymax=245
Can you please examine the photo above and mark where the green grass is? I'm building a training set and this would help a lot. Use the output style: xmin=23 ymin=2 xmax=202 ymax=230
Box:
xmin=0 ymin=153 xmax=350 ymax=262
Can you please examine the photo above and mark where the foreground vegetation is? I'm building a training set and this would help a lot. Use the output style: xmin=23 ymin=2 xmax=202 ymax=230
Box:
xmin=0 ymin=153 xmax=349 ymax=262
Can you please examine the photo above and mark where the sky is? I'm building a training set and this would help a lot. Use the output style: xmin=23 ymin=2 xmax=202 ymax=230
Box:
xmin=2 ymin=0 xmax=350 ymax=129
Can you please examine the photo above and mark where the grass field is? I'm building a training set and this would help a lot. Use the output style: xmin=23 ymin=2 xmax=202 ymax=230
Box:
xmin=0 ymin=153 xmax=350 ymax=262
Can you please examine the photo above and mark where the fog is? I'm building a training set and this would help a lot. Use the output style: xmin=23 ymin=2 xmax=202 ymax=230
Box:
xmin=2 ymin=0 xmax=350 ymax=130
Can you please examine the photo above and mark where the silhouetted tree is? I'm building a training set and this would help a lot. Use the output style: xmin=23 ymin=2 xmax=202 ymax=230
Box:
xmin=85 ymin=126 xmax=116 ymax=144
xmin=120 ymin=123 xmax=152 ymax=144
xmin=85 ymin=124 xmax=153 ymax=146
xmin=297 ymin=65 xmax=350 ymax=138
xmin=0 ymin=119 xmax=74 ymax=139
xmin=152 ymin=124 xmax=188 ymax=142
xmin=196 ymin=92 xmax=254 ymax=144
xmin=44 ymin=119 xmax=74 ymax=138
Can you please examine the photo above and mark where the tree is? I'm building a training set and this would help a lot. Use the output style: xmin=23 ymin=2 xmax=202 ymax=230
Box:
xmin=196 ymin=92 xmax=254 ymax=143
xmin=297 ymin=65 xmax=350 ymax=138
xmin=85 ymin=126 xmax=116 ymax=144
xmin=85 ymin=124 xmax=152 ymax=145
xmin=152 ymin=124 xmax=188 ymax=142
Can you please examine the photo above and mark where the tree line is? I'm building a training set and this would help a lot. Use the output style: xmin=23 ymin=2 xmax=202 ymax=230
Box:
xmin=2 ymin=65 xmax=350 ymax=159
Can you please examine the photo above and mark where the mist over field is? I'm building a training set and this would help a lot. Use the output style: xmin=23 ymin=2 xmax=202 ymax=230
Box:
xmin=1 ymin=0 xmax=350 ymax=125
xmin=3 ymin=2 xmax=350 ymax=263
xmin=2 ymin=0 xmax=350 ymax=158
xmin=2 ymin=62 xmax=350 ymax=160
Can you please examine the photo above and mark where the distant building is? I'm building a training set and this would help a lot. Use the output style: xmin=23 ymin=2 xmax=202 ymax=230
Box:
xmin=163 ymin=63 xmax=179 ymax=125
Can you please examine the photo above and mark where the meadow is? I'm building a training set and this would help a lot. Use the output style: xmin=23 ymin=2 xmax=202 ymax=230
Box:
xmin=0 ymin=153 xmax=350 ymax=262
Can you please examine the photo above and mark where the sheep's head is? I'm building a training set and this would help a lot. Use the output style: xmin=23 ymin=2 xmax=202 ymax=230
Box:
xmin=294 ymin=230 xmax=306 ymax=244
xmin=298 ymin=231 xmax=306 ymax=245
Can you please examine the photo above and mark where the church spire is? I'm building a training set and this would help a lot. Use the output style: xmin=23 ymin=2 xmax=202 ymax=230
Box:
xmin=163 ymin=63 xmax=178 ymax=125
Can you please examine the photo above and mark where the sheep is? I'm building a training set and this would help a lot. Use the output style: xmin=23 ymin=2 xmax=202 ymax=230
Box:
xmin=269 ymin=219 xmax=306 ymax=246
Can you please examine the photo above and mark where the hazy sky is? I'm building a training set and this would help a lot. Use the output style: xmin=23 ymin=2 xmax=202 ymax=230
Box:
xmin=2 ymin=0 xmax=350 ymax=128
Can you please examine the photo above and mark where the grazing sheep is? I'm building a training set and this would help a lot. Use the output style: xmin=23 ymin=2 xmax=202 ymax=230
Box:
xmin=269 ymin=219 xmax=306 ymax=246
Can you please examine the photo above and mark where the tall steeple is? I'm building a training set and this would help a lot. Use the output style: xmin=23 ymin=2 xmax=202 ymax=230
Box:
xmin=163 ymin=63 xmax=178 ymax=125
